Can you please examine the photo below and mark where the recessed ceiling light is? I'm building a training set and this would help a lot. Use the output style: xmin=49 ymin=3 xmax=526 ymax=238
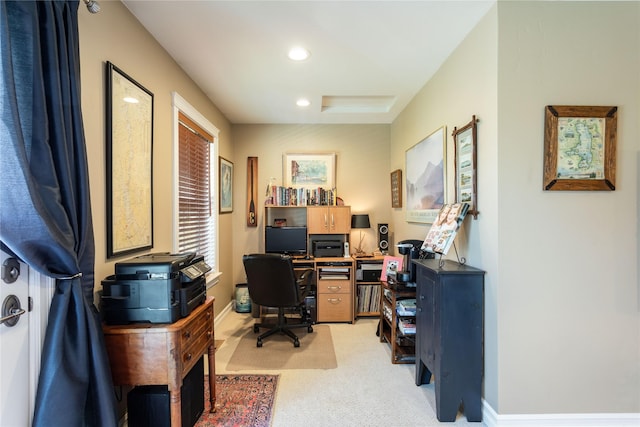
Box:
xmin=296 ymin=98 xmax=311 ymax=107
xmin=288 ymin=46 xmax=310 ymax=61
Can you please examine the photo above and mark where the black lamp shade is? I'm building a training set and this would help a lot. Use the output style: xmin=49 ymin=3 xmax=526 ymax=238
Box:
xmin=351 ymin=214 xmax=371 ymax=229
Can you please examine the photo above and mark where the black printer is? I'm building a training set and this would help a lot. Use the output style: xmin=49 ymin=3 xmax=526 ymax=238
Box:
xmin=101 ymin=252 xmax=210 ymax=325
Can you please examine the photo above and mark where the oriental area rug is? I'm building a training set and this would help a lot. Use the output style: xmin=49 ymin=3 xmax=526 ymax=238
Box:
xmin=225 ymin=324 xmax=337 ymax=370
xmin=195 ymin=374 xmax=278 ymax=427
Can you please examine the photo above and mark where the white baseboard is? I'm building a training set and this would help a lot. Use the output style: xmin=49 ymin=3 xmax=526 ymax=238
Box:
xmin=482 ymin=401 xmax=640 ymax=427
xmin=214 ymin=300 xmax=234 ymax=326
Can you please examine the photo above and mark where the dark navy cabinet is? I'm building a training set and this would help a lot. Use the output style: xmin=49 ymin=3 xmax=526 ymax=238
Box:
xmin=413 ymin=259 xmax=485 ymax=422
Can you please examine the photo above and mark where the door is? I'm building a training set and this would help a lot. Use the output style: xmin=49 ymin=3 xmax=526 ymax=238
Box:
xmin=0 ymin=250 xmax=30 ymax=426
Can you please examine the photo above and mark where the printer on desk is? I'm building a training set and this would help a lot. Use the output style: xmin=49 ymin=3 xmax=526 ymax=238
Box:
xmin=101 ymin=252 xmax=210 ymax=325
xmin=312 ymin=240 xmax=343 ymax=258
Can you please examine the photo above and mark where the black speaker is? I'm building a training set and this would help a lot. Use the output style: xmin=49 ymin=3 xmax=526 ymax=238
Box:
xmin=377 ymin=223 xmax=389 ymax=253
xmin=127 ymin=357 xmax=204 ymax=427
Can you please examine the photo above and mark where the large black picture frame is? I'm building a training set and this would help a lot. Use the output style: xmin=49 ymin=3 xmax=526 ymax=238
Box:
xmin=106 ymin=61 xmax=154 ymax=258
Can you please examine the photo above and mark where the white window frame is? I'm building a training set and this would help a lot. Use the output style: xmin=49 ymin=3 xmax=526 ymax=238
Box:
xmin=171 ymin=92 xmax=222 ymax=287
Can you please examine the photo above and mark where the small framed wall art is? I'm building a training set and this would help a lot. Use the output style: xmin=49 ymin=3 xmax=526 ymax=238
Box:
xmin=390 ymin=169 xmax=402 ymax=208
xmin=543 ymin=105 xmax=617 ymax=191
xmin=219 ymin=157 xmax=233 ymax=213
xmin=283 ymin=152 xmax=336 ymax=189
xmin=453 ymin=115 xmax=479 ymax=219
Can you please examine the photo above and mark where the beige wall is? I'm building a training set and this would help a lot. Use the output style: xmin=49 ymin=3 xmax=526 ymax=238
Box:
xmin=78 ymin=1 xmax=234 ymax=315
xmin=230 ymin=124 xmax=390 ymax=284
xmin=391 ymin=2 xmax=501 ymax=405
xmin=496 ymin=1 xmax=639 ymax=415
xmin=392 ymin=0 xmax=639 ymax=416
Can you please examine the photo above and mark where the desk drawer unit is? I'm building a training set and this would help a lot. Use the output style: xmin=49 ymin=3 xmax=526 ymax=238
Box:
xmin=317 ymin=278 xmax=352 ymax=322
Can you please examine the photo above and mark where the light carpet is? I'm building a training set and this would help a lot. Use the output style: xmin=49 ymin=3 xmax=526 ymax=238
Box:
xmin=226 ymin=324 xmax=337 ymax=371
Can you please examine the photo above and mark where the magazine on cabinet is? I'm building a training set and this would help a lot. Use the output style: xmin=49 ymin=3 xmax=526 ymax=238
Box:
xmin=421 ymin=203 xmax=469 ymax=255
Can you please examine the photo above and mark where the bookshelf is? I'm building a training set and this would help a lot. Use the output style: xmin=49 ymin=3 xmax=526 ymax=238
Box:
xmin=354 ymin=256 xmax=384 ymax=318
xmin=379 ymin=280 xmax=416 ymax=364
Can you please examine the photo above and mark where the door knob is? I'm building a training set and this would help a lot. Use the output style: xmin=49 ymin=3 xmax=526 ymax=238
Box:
xmin=1 ymin=295 xmax=26 ymax=327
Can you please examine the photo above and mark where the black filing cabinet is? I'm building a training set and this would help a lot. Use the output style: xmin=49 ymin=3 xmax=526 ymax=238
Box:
xmin=413 ymin=259 xmax=485 ymax=422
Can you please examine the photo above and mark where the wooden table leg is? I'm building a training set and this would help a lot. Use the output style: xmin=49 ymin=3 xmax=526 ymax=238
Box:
xmin=208 ymin=344 xmax=216 ymax=412
xmin=169 ymin=389 xmax=181 ymax=427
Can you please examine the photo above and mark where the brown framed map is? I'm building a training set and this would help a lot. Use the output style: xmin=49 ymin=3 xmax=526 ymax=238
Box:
xmin=543 ymin=105 xmax=617 ymax=191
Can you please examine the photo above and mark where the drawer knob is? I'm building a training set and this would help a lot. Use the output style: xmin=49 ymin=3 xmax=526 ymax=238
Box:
xmin=328 ymin=298 xmax=341 ymax=304
xmin=207 ymin=331 xmax=212 ymax=338
xmin=184 ymin=331 xmax=191 ymax=339
xmin=186 ymin=353 xmax=192 ymax=361
xmin=327 ymin=286 xmax=341 ymax=290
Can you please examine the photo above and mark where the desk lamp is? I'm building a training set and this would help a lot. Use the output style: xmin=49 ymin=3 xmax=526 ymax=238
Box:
xmin=350 ymin=214 xmax=371 ymax=257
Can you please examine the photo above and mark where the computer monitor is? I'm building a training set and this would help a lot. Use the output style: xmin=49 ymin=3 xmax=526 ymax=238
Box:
xmin=264 ymin=226 xmax=307 ymax=255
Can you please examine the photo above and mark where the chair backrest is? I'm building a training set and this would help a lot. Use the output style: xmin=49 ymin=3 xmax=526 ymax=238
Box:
xmin=242 ymin=253 xmax=302 ymax=308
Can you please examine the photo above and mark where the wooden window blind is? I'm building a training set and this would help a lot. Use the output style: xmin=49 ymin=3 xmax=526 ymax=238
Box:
xmin=178 ymin=112 xmax=214 ymax=266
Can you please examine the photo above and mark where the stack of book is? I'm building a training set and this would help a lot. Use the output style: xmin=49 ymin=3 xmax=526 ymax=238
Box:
xmin=382 ymin=304 xmax=393 ymax=323
xmin=396 ymin=299 xmax=416 ymax=335
xmin=396 ymin=298 xmax=416 ymax=316
xmin=398 ymin=318 xmax=416 ymax=335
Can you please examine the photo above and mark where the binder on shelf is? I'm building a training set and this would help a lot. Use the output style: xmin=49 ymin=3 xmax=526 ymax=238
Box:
xmin=398 ymin=318 xmax=416 ymax=335
xmin=396 ymin=298 xmax=416 ymax=316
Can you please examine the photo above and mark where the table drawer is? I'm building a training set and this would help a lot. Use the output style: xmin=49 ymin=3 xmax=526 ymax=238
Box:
xmin=317 ymin=294 xmax=352 ymax=322
xmin=180 ymin=304 xmax=213 ymax=372
xmin=182 ymin=326 xmax=212 ymax=371
xmin=180 ymin=304 xmax=213 ymax=348
xmin=317 ymin=280 xmax=351 ymax=294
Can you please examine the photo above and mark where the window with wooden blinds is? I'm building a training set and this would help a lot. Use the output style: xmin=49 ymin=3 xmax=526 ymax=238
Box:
xmin=178 ymin=112 xmax=215 ymax=267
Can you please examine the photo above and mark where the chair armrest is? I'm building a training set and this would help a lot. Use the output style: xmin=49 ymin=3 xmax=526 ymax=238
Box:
xmin=296 ymin=268 xmax=315 ymax=291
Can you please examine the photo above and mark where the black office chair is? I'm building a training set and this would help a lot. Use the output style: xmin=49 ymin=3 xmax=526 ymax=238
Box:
xmin=242 ymin=253 xmax=314 ymax=347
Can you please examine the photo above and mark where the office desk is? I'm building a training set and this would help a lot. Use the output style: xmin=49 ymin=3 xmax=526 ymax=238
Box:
xmin=103 ymin=296 xmax=216 ymax=427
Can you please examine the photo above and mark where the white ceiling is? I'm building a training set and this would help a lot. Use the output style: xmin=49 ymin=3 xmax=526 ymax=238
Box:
xmin=122 ymin=1 xmax=494 ymax=124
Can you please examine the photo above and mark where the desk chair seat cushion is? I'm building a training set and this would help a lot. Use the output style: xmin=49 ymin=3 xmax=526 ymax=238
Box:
xmin=242 ymin=253 xmax=314 ymax=347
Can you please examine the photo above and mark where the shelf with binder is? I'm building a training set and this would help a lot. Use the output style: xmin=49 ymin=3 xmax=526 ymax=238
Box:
xmin=379 ymin=280 xmax=416 ymax=364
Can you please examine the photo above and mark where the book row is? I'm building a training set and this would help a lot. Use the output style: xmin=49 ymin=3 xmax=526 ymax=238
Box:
xmin=265 ymin=186 xmax=338 ymax=206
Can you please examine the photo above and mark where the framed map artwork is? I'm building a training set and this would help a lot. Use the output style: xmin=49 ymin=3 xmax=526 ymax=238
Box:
xmin=106 ymin=62 xmax=154 ymax=258
xmin=543 ymin=105 xmax=617 ymax=191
